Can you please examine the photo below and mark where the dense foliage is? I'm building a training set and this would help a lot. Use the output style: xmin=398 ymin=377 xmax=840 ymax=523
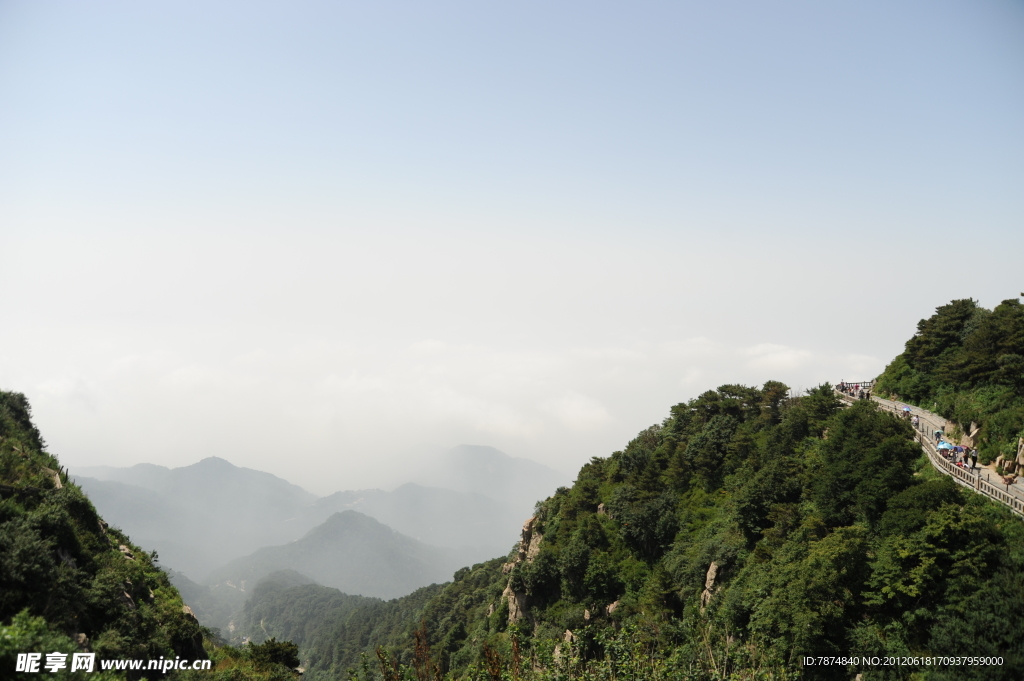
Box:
xmin=0 ymin=391 xmax=204 ymax=678
xmin=875 ymin=298 xmax=1024 ymax=462
xmin=0 ymin=391 xmax=300 ymax=680
xmin=8 ymin=296 xmax=1024 ymax=680
xmin=241 ymin=577 xmax=444 ymax=676
xmin=240 ymin=383 xmax=1024 ymax=680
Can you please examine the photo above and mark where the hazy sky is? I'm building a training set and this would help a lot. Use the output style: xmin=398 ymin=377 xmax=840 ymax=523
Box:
xmin=2 ymin=1 xmax=1022 ymax=494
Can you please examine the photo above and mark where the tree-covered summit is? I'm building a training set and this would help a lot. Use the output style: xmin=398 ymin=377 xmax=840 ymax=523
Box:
xmin=239 ymin=381 xmax=1024 ymax=680
xmin=875 ymin=298 xmax=1024 ymax=463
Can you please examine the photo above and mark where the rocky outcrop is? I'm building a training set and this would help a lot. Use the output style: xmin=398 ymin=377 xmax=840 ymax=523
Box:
xmin=502 ymin=583 xmax=528 ymax=624
xmin=94 ymin=519 xmax=111 ymax=548
xmin=57 ymin=547 xmax=77 ymax=569
xmin=513 ymin=516 xmax=543 ymax=564
xmin=500 ymin=517 xmax=543 ymax=573
xmin=499 ymin=516 xmax=544 ymax=624
xmin=46 ymin=467 xmax=63 ymax=489
xmin=553 ymin=630 xmax=577 ymax=663
xmin=964 ymin=422 xmax=981 ymax=448
xmin=700 ymin=562 xmax=719 ymax=609
xmin=502 ymin=516 xmax=541 ymax=573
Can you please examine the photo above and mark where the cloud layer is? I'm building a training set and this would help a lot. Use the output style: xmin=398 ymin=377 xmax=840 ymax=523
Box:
xmin=1 ymin=1 xmax=1022 ymax=493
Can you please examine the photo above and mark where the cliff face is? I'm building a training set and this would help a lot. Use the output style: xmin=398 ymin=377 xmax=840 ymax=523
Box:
xmin=0 ymin=391 xmax=204 ymax=678
xmin=499 ymin=516 xmax=543 ymax=625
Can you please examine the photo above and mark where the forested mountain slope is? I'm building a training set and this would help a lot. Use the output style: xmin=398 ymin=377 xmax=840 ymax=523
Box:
xmin=8 ymin=298 xmax=1023 ymax=680
xmin=0 ymin=391 xmax=303 ymax=680
xmin=0 ymin=391 xmax=205 ymax=677
xmin=246 ymin=382 xmax=1024 ymax=680
xmin=876 ymin=298 xmax=1024 ymax=464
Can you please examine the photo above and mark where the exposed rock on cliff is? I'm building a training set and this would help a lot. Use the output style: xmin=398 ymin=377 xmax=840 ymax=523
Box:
xmin=500 ymin=516 xmax=543 ymax=624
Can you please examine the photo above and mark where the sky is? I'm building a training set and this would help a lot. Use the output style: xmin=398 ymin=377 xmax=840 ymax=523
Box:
xmin=1 ymin=0 xmax=1022 ymax=495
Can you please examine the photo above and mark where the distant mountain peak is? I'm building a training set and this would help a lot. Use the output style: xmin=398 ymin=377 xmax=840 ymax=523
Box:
xmin=129 ymin=462 xmax=171 ymax=472
xmin=443 ymin=444 xmax=565 ymax=474
xmin=324 ymin=509 xmax=373 ymax=523
xmin=398 ymin=444 xmax=571 ymax=511
xmin=205 ymin=508 xmax=459 ymax=600
xmin=309 ymin=510 xmax=395 ymax=538
xmin=192 ymin=456 xmax=237 ymax=469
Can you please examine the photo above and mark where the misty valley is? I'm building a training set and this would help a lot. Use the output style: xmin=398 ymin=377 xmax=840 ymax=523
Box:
xmin=3 ymin=0 xmax=1021 ymax=675
xmin=72 ymin=447 xmax=569 ymax=635
xmin=3 ymin=299 xmax=1024 ymax=680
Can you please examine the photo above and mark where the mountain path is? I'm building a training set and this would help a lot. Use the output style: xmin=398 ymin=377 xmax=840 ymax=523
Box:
xmin=835 ymin=391 xmax=1024 ymax=517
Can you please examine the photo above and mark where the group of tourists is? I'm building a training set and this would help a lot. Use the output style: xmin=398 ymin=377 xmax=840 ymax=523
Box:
xmin=933 ymin=428 xmax=978 ymax=469
xmin=952 ymin=446 xmax=978 ymax=470
xmin=837 ymin=382 xmax=871 ymax=400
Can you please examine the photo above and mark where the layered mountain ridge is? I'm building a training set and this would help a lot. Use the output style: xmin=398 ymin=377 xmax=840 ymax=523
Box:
xmin=75 ymin=448 xmax=567 ymax=583
xmin=72 ymin=444 xmax=570 ymax=639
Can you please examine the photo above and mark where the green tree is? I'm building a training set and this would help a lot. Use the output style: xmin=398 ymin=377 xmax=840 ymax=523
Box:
xmin=809 ymin=400 xmax=919 ymax=527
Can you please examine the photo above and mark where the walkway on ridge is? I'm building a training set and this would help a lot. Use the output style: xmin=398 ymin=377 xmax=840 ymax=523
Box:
xmin=834 ymin=390 xmax=1024 ymax=517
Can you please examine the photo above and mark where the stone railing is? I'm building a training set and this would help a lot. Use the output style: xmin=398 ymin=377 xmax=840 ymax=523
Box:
xmin=835 ymin=392 xmax=1024 ymax=518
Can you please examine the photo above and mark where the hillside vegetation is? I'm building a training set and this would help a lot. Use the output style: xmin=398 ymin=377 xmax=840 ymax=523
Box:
xmin=0 ymin=391 xmax=302 ymax=680
xmin=7 ymin=297 xmax=1024 ymax=680
xmin=239 ymin=381 xmax=1024 ymax=680
xmin=875 ymin=298 xmax=1024 ymax=463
